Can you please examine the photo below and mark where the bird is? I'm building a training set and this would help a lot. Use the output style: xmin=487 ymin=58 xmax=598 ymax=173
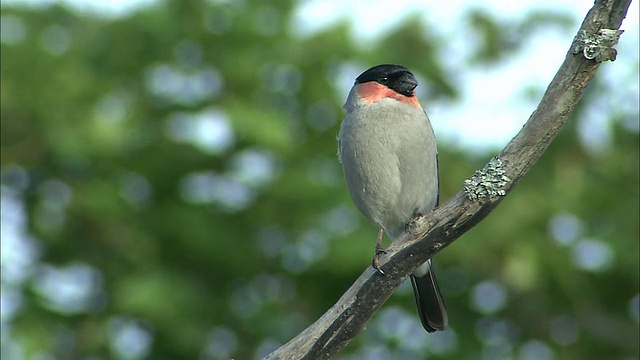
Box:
xmin=338 ymin=64 xmax=448 ymax=332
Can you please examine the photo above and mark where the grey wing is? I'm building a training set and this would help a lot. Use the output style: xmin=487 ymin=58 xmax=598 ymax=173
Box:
xmin=336 ymin=132 xmax=343 ymax=163
xmin=435 ymin=153 xmax=440 ymax=207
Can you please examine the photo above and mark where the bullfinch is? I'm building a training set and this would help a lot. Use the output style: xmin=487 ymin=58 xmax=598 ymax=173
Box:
xmin=338 ymin=64 xmax=448 ymax=332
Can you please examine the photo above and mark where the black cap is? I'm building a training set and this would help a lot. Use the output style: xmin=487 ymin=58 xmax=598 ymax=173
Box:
xmin=355 ymin=64 xmax=418 ymax=97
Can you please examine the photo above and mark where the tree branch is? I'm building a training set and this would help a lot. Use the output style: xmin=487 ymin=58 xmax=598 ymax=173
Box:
xmin=265 ymin=1 xmax=631 ymax=359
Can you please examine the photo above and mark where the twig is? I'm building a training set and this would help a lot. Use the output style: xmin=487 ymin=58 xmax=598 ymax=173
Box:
xmin=264 ymin=0 xmax=630 ymax=358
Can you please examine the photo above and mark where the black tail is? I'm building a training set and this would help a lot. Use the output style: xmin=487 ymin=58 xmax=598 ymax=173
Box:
xmin=410 ymin=260 xmax=448 ymax=332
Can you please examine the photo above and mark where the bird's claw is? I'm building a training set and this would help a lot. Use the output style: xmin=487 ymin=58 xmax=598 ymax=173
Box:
xmin=371 ymin=245 xmax=387 ymax=275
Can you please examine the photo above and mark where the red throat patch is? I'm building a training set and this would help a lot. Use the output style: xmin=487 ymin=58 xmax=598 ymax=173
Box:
xmin=355 ymin=82 xmax=422 ymax=108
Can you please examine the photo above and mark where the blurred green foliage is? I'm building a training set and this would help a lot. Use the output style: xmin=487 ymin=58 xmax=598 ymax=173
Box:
xmin=1 ymin=1 xmax=638 ymax=360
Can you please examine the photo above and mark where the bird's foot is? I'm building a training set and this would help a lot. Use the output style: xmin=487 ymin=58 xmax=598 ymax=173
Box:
xmin=371 ymin=244 xmax=387 ymax=275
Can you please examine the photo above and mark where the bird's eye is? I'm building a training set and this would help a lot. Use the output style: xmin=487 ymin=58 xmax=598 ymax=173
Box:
xmin=379 ymin=76 xmax=389 ymax=84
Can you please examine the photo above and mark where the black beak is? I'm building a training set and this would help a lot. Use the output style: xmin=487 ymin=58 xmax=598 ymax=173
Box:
xmin=395 ymin=73 xmax=418 ymax=97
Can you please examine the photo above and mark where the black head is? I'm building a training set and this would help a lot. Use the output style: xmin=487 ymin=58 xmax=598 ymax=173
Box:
xmin=355 ymin=64 xmax=418 ymax=97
